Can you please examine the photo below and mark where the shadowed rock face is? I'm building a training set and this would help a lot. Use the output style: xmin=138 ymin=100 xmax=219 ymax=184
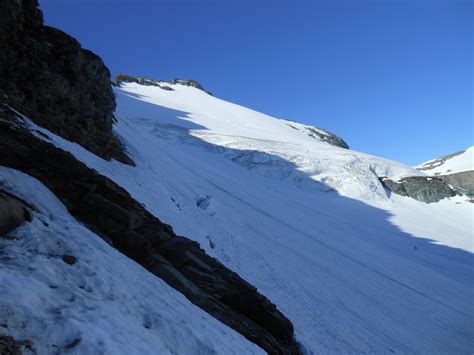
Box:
xmin=0 ymin=0 xmax=132 ymax=164
xmin=379 ymin=176 xmax=457 ymax=203
xmin=0 ymin=107 xmax=300 ymax=355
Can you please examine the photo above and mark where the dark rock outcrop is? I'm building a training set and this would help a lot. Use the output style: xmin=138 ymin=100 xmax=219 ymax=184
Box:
xmin=0 ymin=107 xmax=300 ymax=354
xmin=114 ymin=74 xmax=210 ymax=94
xmin=0 ymin=334 xmax=34 ymax=355
xmin=0 ymin=0 xmax=132 ymax=164
xmin=379 ymin=176 xmax=457 ymax=203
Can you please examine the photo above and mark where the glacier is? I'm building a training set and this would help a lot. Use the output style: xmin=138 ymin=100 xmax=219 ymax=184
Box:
xmin=17 ymin=81 xmax=474 ymax=354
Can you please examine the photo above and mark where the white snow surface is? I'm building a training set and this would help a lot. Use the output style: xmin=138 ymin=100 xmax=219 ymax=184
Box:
xmin=417 ymin=146 xmax=474 ymax=175
xmin=21 ymin=82 xmax=474 ymax=354
xmin=0 ymin=167 xmax=263 ymax=354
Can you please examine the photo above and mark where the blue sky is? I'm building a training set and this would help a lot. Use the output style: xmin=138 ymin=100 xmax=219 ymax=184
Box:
xmin=40 ymin=0 xmax=472 ymax=165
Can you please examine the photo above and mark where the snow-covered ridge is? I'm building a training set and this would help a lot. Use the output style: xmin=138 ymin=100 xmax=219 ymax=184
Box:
xmin=417 ymin=146 xmax=474 ymax=175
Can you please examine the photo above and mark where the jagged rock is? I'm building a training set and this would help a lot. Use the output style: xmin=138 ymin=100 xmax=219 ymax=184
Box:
xmin=379 ymin=176 xmax=456 ymax=203
xmin=115 ymin=74 xmax=212 ymax=95
xmin=114 ymin=74 xmax=175 ymax=92
xmin=0 ymin=108 xmax=300 ymax=355
xmin=304 ymin=126 xmax=349 ymax=149
xmin=286 ymin=123 xmax=349 ymax=149
xmin=0 ymin=0 xmax=132 ymax=165
xmin=171 ymin=78 xmax=212 ymax=95
xmin=437 ymin=171 xmax=474 ymax=202
xmin=0 ymin=190 xmax=31 ymax=235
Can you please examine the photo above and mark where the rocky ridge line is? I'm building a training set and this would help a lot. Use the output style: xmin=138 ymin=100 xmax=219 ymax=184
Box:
xmin=114 ymin=73 xmax=213 ymax=95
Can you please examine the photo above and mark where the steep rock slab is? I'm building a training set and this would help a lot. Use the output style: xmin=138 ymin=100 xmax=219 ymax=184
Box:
xmin=0 ymin=0 xmax=131 ymax=164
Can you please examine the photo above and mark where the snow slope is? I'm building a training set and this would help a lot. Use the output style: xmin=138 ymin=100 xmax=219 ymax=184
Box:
xmin=417 ymin=146 xmax=474 ymax=175
xmin=0 ymin=167 xmax=262 ymax=354
xmin=25 ymin=82 xmax=473 ymax=354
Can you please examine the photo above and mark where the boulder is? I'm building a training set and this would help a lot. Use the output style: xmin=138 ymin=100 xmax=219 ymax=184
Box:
xmin=0 ymin=190 xmax=31 ymax=235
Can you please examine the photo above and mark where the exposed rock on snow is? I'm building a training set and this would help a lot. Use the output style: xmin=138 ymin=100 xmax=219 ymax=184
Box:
xmin=170 ymin=78 xmax=212 ymax=95
xmin=0 ymin=107 xmax=300 ymax=354
xmin=440 ymin=171 xmax=474 ymax=200
xmin=415 ymin=148 xmax=474 ymax=202
xmin=379 ymin=176 xmax=456 ymax=203
xmin=0 ymin=0 xmax=132 ymax=164
xmin=114 ymin=74 xmax=174 ymax=91
xmin=285 ymin=122 xmax=349 ymax=149
xmin=114 ymin=74 xmax=210 ymax=95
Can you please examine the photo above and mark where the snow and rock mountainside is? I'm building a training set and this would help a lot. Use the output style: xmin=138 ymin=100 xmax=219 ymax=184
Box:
xmin=417 ymin=147 xmax=474 ymax=175
xmin=21 ymin=78 xmax=471 ymax=354
xmin=0 ymin=1 xmax=298 ymax=353
xmin=0 ymin=106 xmax=298 ymax=354
xmin=1 ymin=1 xmax=473 ymax=354
xmin=0 ymin=167 xmax=263 ymax=355
xmin=415 ymin=148 xmax=474 ymax=200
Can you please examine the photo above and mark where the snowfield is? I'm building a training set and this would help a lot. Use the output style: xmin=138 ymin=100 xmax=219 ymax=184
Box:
xmin=20 ymin=82 xmax=474 ymax=353
xmin=417 ymin=146 xmax=474 ymax=175
xmin=0 ymin=167 xmax=263 ymax=354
